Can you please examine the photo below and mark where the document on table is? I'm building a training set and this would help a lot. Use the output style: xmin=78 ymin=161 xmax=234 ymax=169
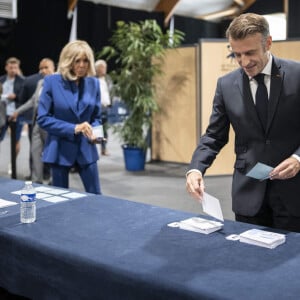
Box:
xmin=202 ymin=192 xmax=224 ymax=222
xmin=43 ymin=196 xmax=69 ymax=203
xmin=11 ymin=187 xmax=81 ymax=202
xmin=44 ymin=188 xmax=69 ymax=195
xmin=34 ymin=186 xmax=54 ymax=193
xmin=63 ymin=192 xmax=87 ymax=199
xmin=246 ymin=162 xmax=274 ymax=181
xmin=239 ymin=229 xmax=286 ymax=249
xmin=12 ymin=187 xmax=69 ymax=196
xmin=36 ymin=192 xmax=53 ymax=199
xmin=0 ymin=199 xmax=18 ymax=208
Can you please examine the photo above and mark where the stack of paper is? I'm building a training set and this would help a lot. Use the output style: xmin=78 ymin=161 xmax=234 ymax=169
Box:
xmin=239 ymin=229 xmax=286 ymax=249
xmin=177 ymin=217 xmax=223 ymax=235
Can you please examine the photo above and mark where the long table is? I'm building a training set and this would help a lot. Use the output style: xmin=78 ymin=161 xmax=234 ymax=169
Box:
xmin=0 ymin=177 xmax=300 ymax=299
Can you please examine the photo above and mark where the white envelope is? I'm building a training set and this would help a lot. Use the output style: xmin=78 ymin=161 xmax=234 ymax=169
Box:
xmin=202 ymin=192 xmax=224 ymax=222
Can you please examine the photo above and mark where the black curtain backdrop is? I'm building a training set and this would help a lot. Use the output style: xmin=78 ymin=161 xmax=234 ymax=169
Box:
xmin=173 ymin=16 xmax=221 ymax=44
xmin=287 ymin=0 xmax=300 ymax=38
xmin=77 ymin=2 xmax=165 ymax=56
xmin=0 ymin=18 xmax=16 ymax=72
xmin=0 ymin=0 xmax=71 ymax=75
xmin=246 ymin=0 xmax=283 ymax=15
xmin=77 ymin=2 xmax=110 ymax=55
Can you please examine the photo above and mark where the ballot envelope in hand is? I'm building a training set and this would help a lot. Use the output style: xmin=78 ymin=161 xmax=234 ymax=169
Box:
xmin=92 ymin=125 xmax=105 ymax=143
xmin=92 ymin=125 xmax=104 ymax=138
xmin=202 ymin=192 xmax=224 ymax=222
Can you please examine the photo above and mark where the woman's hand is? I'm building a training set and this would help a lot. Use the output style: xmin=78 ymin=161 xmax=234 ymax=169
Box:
xmin=74 ymin=122 xmax=93 ymax=139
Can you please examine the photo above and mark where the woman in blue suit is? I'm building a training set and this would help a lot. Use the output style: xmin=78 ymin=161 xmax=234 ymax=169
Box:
xmin=38 ymin=40 xmax=101 ymax=194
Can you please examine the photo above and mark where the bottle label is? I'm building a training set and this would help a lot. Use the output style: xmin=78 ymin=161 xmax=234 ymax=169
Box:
xmin=21 ymin=193 xmax=36 ymax=202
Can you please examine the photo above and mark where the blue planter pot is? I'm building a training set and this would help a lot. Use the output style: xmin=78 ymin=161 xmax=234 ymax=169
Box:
xmin=122 ymin=145 xmax=146 ymax=171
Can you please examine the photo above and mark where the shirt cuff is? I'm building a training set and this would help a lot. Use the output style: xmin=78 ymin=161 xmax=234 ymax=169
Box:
xmin=292 ymin=154 xmax=300 ymax=163
xmin=186 ymin=169 xmax=202 ymax=178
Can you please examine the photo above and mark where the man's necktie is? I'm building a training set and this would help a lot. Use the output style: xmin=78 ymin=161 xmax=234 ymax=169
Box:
xmin=254 ymin=73 xmax=268 ymax=130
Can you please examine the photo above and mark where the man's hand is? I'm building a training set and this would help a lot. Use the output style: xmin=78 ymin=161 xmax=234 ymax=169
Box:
xmin=6 ymin=93 xmax=16 ymax=101
xmin=270 ymin=157 xmax=300 ymax=180
xmin=8 ymin=111 xmax=18 ymax=122
xmin=186 ymin=171 xmax=205 ymax=201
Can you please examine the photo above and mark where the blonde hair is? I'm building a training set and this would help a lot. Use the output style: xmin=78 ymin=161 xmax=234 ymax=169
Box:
xmin=57 ymin=40 xmax=96 ymax=80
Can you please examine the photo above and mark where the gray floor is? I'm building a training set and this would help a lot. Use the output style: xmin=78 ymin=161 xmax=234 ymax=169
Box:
xmin=0 ymin=126 xmax=235 ymax=221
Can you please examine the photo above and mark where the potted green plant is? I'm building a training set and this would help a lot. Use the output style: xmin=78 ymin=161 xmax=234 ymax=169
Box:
xmin=99 ymin=19 xmax=184 ymax=171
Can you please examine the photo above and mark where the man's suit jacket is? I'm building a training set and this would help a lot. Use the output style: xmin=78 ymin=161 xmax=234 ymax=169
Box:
xmin=37 ymin=74 xmax=101 ymax=167
xmin=189 ymin=56 xmax=300 ymax=216
xmin=16 ymin=79 xmax=43 ymax=123
xmin=18 ymin=72 xmax=43 ymax=122
xmin=0 ymin=74 xmax=25 ymax=108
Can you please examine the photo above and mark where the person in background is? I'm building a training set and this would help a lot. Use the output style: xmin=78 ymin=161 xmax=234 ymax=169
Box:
xmin=95 ymin=59 xmax=113 ymax=156
xmin=10 ymin=58 xmax=55 ymax=183
xmin=18 ymin=59 xmax=44 ymax=180
xmin=0 ymin=82 xmax=3 ymax=132
xmin=186 ymin=13 xmax=300 ymax=232
xmin=37 ymin=40 xmax=102 ymax=194
xmin=0 ymin=57 xmax=25 ymax=174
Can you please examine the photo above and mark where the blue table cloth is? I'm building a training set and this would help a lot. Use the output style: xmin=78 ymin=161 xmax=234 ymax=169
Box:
xmin=0 ymin=177 xmax=300 ymax=299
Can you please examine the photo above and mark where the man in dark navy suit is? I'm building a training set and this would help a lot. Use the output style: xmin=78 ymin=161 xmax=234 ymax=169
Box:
xmin=186 ymin=13 xmax=300 ymax=232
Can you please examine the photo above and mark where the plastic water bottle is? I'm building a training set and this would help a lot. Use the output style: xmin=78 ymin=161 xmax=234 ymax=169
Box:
xmin=20 ymin=181 xmax=36 ymax=223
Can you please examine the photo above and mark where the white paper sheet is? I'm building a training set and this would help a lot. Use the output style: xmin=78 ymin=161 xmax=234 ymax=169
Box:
xmin=35 ymin=186 xmax=53 ymax=192
xmin=11 ymin=190 xmax=22 ymax=195
xmin=0 ymin=199 xmax=18 ymax=208
xmin=44 ymin=188 xmax=69 ymax=195
xmin=202 ymin=192 xmax=224 ymax=222
xmin=63 ymin=192 xmax=87 ymax=199
xmin=36 ymin=192 xmax=53 ymax=199
xmin=43 ymin=196 xmax=69 ymax=203
xmin=12 ymin=186 xmax=67 ymax=195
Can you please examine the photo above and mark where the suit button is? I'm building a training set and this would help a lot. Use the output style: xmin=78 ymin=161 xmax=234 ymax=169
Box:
xmin=265 ymin=140 xmax=271 ymax=145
